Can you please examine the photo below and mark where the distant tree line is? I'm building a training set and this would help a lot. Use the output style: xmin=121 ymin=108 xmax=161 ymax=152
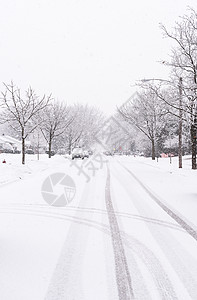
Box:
xmin=0 ymin=82 xmax=104 ymax=164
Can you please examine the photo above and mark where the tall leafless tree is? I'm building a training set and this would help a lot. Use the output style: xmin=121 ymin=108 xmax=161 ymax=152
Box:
xmin=161 ymin=8 xmax=197 ymax=169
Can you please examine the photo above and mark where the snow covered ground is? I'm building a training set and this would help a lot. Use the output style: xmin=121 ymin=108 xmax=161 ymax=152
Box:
xmin=0 ymin=153 xmax=197 ymax=299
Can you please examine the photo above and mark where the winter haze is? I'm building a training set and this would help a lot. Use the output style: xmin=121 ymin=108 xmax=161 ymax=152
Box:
xmin=0 ymin=0 xmax=196 ymax=114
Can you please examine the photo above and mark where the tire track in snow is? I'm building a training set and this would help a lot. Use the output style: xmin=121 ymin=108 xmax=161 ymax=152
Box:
xmin=1 ymin=201 xmax=178 ymax=298
xmin=1 ymin=208 xmax=179 ymax=299
xmin=111 ymin=164 xmax=179 ymax=300
xmin=105 ymin=165 xmax=134 ymax=300
xmin=0 ymin=204 xmax=183 ymax=232
xmin=115 ymin=162 xmax=197 ymax=299
xmin=121 ymin=233 xmax=178 ymax=300
xmin=44 ymin=181 xmax=93 ymax=300
xmin=44 ymin=172 xmax=121 ymax=300
xmin=119 ymin=162 xmax=197 ymax=242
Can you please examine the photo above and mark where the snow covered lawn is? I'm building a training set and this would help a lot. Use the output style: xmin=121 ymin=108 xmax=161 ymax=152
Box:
xmin=117 ymin=155 xmax=197 ymax=228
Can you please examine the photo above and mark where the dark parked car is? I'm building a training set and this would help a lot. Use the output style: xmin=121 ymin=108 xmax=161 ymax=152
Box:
xmin=45 ymin=150 xmax=56 ymax=156
xmin=26 ymin=149 xmax=35 ymax=154
xmin=13 ymin=149 xmax=21 ymax=154
xmin=103 ymin=151 xmax=113 ymax=156
xmin=2 ymin=148 xmax=14 ymax=153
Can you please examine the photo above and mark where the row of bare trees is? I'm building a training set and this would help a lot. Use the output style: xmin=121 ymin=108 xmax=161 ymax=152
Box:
xmin=0 ymin=82 xmax=104 ymax=164
xmin=118 ymin=7 xmax=197 ymax=169
xmin=159 ymin=8 xmax=197 ymax=169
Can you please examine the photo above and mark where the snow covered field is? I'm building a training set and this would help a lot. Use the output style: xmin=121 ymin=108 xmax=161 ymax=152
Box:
xmin=0 ymin=153 xmax=197 ymax=300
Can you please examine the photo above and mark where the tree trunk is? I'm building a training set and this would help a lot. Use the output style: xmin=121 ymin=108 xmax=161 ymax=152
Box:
xmin=48 ymin=139 xmax=52 ymax=158
xmin=37 ymin=131 xmax=40 ymax=161
xmin=178 ymin=77 xmax=183 ymax=168
xmin=151 ymin=139 xmax=156 ymax=160
xmin=178 ymin=119 xmax=183 ymax=168
xmin=68 ymin=137 xmax=72 ymax=155
xmin=22 ymin=128 xmax=25 ymax=165
xmin=191 ymin=123 xmax=197 ymax=169
xmin=48 ymin=130 xmax=53 ymax=158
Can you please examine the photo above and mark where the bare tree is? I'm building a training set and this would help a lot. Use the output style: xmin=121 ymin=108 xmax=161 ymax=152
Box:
xmin=80 ymin=105 xmax=105 ymax=149
xmin=64 ymin=104 xmax=104 ymax=154
xmin=140 ymin=79 xmax=185 ymax=168
xmin=41 ymin=101 xmax=73 ymax=158
xmin=118 ymin=91 xmax=168 ymax=160
xmin=0 ymin=82 xmax=52 ymax=164
xmin=62 ymin=104 xmax=85 ymax=154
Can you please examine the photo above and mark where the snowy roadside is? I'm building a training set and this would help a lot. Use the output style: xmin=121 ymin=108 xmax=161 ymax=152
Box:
xmin=117 ymin=155 xmax=197 ymax=227
xmin=0 ymin=153 xmax=73 ymax=187
xmin=0 ymin=154 xmax=50 ymax=186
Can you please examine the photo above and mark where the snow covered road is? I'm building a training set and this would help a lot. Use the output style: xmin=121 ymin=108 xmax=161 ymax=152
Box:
xmin=111 ymin=159 xmax=197 ymax=299
xmin=0 ymin=154 xmax=197 ymax=299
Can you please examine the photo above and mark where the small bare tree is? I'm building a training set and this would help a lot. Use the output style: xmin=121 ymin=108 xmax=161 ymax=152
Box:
xmin=118 ymin=91 xmax=168 ymax=160
xmin=0 ymin=82 xmax=52 ymax=164
xmin=64 ymin=104 xmax=104 ymax=154
xmin=140 ymin=79 xmax=185 ymax=168
xmin=41 ymin=101 xmax=73 ymax=158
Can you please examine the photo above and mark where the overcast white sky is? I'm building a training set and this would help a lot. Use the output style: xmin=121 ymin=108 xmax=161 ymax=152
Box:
xmin=0 ymin=0 xmax=197 ymax=115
